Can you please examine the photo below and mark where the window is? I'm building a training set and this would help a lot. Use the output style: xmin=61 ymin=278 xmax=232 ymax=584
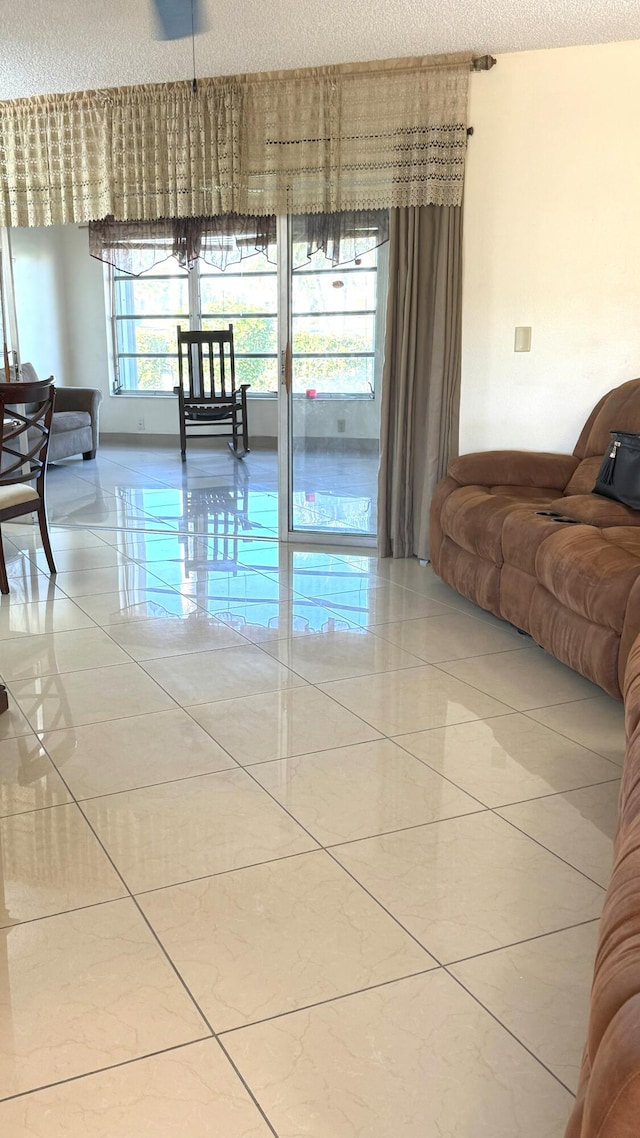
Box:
xmin=200 ymin=255 xmax=278 ymax=395
xmin=291 ymin=245 xmax=380 ymax=397
xmin=112 ymin=246 xmax=188 ymax=393
xmin=109 ymin=225 xmax=384 ymax=398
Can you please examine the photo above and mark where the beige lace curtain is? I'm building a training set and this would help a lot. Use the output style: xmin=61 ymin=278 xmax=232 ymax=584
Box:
xmin=0 ymin=53 xmax=471 ymax=228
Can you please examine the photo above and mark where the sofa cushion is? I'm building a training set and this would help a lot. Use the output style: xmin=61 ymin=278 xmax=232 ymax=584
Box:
xmin=529 ymin=585 xmax=621 ymax=697
xmin=440 ymin=486 xmax=558 ymax=566
xmin=564 ymin=456 xmax=604 ymax=496
xmin=502 ymin=508 xmax=586 ymax=576
xmin=51 ymin=411 xmax=91 ymax=433
xmin=547 ymin=494 xmax=640 ymax=527
xmin=448 ymin=450 xmax=578 ymax=488
xmin=535 ymin=527 xmax=640 ymax=634
xmin=602 ymin=528 xmax=640 ymax=558
xmin=436 ymin=536 xmax=502 ymax=615
xmin=573 ymin=375 xmax=640 ymax=459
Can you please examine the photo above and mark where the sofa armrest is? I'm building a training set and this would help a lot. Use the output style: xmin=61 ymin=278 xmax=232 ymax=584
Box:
xmin=448 ymin=450 xmax=579 ymax=490
xmin=54 ymin=387 xmax=103 ymax=451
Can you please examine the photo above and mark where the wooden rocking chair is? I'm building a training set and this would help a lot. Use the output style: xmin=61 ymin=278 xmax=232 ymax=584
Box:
xmin=174 ymin=325 xmax=250 ymax=462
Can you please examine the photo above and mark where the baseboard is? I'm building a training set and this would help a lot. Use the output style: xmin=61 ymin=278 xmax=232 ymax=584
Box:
xmin=100 ymin=434 xmax=379 ymax=454
xmin=100 ymin=433 xmax=278 ymax=449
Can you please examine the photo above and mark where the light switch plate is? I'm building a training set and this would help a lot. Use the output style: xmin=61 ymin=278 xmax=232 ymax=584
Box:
xmin=514 ymin=326 xmax=532 ymax=352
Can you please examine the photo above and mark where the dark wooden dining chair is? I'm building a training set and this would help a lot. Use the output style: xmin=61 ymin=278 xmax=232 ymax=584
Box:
xmin=0 ymin=378 xmax=56 ymax=594
xmin=174 ymin=324 xmax=250 ymax=461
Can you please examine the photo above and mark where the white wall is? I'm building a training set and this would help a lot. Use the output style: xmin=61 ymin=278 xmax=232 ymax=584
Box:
xmin=11 ymin=225 xmax=70 ymax=383
xmin=461 ymin=39 xmax=640 ymax=454
xmin=9 ymin=38 xmax=640 ymax=455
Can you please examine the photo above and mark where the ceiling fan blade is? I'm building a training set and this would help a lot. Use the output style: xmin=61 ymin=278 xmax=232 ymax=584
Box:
xmin=153 ymin=0 xmax=204 ymax=41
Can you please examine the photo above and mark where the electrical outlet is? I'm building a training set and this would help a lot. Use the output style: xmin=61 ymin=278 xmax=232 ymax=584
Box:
xmin=337 ymin=419 xmax=346 ymax=433
xmin=136 ymin=417 xmax=145 ymax=432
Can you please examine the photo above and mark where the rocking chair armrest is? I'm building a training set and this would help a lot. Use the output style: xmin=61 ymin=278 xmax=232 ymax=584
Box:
xmin=239 ymin=384 xmax=251 ymax=391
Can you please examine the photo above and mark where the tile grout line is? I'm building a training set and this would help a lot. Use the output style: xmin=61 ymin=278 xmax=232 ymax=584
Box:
xmin=442 ymin=967 xmax=576 ymax=1098
xmin=21 ymin=744 xmax=282 ymax=1138
xmin=0 ymin=1037 xmax=214 ymax=1107
xmin=443 ymin=915 xmax=600 ymax=967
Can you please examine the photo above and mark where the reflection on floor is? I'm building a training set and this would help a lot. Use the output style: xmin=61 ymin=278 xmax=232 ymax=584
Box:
xmin=0 ymin=450 xmax=625 ymax=1136
xmin=44 ymin=443 xmax=378 ymax=537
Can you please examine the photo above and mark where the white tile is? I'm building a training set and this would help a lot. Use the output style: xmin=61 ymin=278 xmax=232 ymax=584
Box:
xmin=0 ymin=734 xmax=72 ymax=816
xmin=104 ymin=613 xmax=249 ymax=660
xmin=372 ymin=611 xmax=523 ymax=662
xmin=439 ymin=648 xmax=602 ymax=711
xmin=333 ymin=811 xmax=604 ymax=962
xmin=140 ymin=851 xmax=434 ymax=1030
xmin=190 ymin=685 xmax=380 ymax=765
xmin=319 ymin=665 xmax=511 ymax=735
xmin=317 ymin=583 xmax=453 ymax=627
xmin=40 ymin=708 xmax=235 ymax=798
xmin=264 ymin=627 xmax=425 ymax=683
xmin=142 ymin=645 xmax=307 ymax=706
xmin=0 ymin=1040 xmax=273 ymax=1137
xmin=82 ymin=768 xmax=317 ymax=892
xmin=0 ymin=626 xmax=130 ymax=680
xmin=0 ymin=899 xmax=208 ymax=1098
xmin=0 ymin=802 xmax=126 ymax=926
xmin=11 ymin=663 xmax=176 ymax=731
xmin=224 ymin=971 xmax=573 ymax=1138
xmin=252 ymin=738 xmax=480 ymax=844
xmin=397 ymin=714 xmax=620 ymax=806
xmin=452 ymin=922 xmax=600 ymax=1092
xmin=498 ymin=781 xmax=620 ymax=886
xmin=0 ymin=598 xmax=94 ymax=640
xmin=527 ymin=696 xmax=626 ymax=765
xmin=72 ymin=588 xmax=199 ymax=626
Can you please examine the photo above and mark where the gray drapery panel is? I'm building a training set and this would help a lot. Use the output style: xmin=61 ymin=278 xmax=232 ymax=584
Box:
xmin=377 ymin=205 xmax=462 ymax=559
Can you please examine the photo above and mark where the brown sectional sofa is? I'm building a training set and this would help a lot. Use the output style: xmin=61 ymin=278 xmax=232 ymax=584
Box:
xmin=430 ymin=376 xmax=640 ymax=1137
xmin=431 ymin=377 xmax=640 ymax=699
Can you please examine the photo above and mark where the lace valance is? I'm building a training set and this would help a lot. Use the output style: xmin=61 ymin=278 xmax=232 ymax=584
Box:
xmin=0 ymin=54 xmax=471 ymax=228
xmin=88 ymin=210 xmax=389 ymax=274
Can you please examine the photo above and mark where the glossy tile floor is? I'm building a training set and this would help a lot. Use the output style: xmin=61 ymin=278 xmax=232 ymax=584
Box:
xmin=0 ymin=447 xmax=626 ymax=1136
xmin=44 ymin=442 xmax=379 ymax=537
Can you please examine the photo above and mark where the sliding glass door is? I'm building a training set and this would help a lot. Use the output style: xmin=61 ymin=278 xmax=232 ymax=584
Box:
xmin=110 ymin=214 xmax=387 ymax=545
xmin=279 ymin=219 xmax=387 ymax=544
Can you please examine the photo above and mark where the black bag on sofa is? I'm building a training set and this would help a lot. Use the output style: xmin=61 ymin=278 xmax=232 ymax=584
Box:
xmin=594 ymin=431 xmax=640 ymax=509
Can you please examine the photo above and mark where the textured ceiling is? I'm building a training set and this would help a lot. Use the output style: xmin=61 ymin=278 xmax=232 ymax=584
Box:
xmin=0 ymin=0 xmax=638 ymax=100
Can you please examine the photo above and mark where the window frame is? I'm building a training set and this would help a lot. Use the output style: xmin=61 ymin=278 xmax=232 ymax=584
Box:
xmin=108 ymin=227 xmax=383 ymax=400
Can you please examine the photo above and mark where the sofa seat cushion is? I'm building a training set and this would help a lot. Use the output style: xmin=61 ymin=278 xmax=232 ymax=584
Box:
xmin=529 ymin=585 xmax=621 ymax=697
xmin=602 ymin=527 xmax=640 ymax=558
xmin=548 ymin=493 xmax=640 ymax=527
xmin=439 ymin=486 xmax=558 ymax=566
xmin=535 ymin=527 xmax=640 ymax=634
xmin=51 ymin=411 xmax=91 ymax=433
xmin=502 ymin=508 xmax=592 ymax=576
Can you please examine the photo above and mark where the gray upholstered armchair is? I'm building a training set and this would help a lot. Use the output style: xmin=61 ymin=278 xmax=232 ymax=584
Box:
xmin=20 ymin=364 xmax=103 ymax=461
xmin=51 ymin=386 xmax=103 ymax=461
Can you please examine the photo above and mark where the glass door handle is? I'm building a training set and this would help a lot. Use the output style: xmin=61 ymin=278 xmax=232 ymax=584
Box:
xmin=281 ymin=343 xmax=291 ymax=395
